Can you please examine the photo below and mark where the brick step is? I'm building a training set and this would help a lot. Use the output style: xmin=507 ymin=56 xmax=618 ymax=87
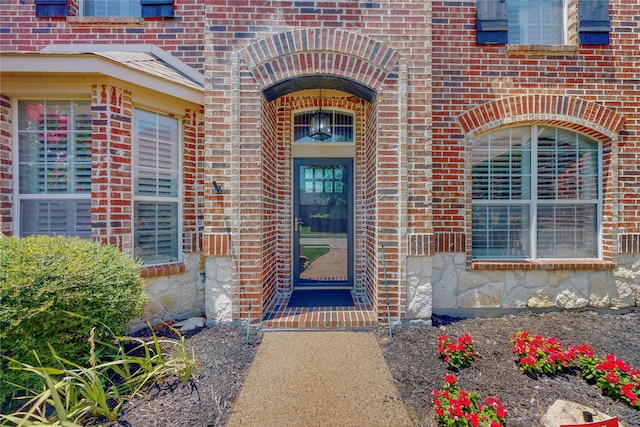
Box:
xmin=262 ymin=309 xmax=377 ymax=329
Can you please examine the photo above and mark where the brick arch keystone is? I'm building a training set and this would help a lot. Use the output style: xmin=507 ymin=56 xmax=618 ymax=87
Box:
xmin=457 ymin=95 xmax=625 ymax=141
xmin=239 ymin=28 xmax=400 ymax=93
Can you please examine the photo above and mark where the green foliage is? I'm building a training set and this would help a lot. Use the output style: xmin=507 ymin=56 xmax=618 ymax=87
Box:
xmin=432 ymin=375 xmax=508 ymax=427
xmin=0 ymin=325 xmax=199 ymax=426
xmin=579 ymin=354 xmax=640 ymax=409
xmin=438 ymin=334 xmax=477 ymax=371
xmin=0 ymin=235 xmax=147 ymax=408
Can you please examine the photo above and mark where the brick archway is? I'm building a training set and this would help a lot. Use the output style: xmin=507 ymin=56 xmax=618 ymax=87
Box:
xmin=238 ymin=28 xmax=400 ymax=95
xmin=457 ymin=94 xmax=625 ymax=141
xmin=228 ymin=29 xmax=406 ymax=323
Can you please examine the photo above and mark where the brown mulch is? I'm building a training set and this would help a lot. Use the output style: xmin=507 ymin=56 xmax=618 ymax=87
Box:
xmin=109 ymin=326 xmax=262 ymax=427
xmin=379 ymin=309 xmax=640 ymax=427
xmin=109 ymin=309 xmax=639 ymax=426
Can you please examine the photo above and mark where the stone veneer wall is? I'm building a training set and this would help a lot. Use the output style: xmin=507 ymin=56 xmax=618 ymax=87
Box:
xmin=432 ymin=254 xmax=640 ymax=313
xmin=204 ymin=256 xmax=234 ymax=326
xmin=133 ymin=253 xmax=205 ymax=329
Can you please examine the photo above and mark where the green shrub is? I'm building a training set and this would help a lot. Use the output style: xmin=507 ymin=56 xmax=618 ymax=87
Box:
xmin=0 ymin=235 xmax=147 ymax=409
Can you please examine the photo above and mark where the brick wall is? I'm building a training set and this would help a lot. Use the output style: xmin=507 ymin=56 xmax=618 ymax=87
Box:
xmin=0 ymin=0 xmax=205 ymax=72
xmin=0 ymin=95 xmax=12 ymax=236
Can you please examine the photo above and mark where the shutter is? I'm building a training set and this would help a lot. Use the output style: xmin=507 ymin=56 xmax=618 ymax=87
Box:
xmin=35 ymin=0 xmax=68 ymax=18
xmin=476 ymin=0 xmax=508 ymax=44
xmin=140 ymin=0 xmax=174 ymax=18
xmin=579 ymin=0 xmax=610 ymax=45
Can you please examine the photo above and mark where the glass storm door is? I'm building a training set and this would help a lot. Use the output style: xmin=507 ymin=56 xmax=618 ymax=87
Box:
xmin=293 ymin=158 xmax=353 ymax=288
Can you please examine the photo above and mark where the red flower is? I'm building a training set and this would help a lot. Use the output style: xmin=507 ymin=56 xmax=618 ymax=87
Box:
xmin=606 ymin=371 xmax=620 ymax=385
xmin=466 ymin=412 xmax=480 ymax=427
xmin=444 ymin=374 xmax=457 ymax=385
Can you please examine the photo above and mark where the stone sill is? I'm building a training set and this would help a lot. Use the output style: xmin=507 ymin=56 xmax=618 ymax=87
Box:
xmin=141 ymin=262 xmax=185 ymax=278
xmin=472 ymin=260 xmax=615 ymax=271
xmin=506 ymin=44 xmax=578 ymax=55
xmin=67 ymin=16 xmax=144 ymax=27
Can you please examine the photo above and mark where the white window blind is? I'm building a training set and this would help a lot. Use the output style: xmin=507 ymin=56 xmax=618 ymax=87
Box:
xmin=133 ymin=108 xmax=180 ymax=264
xmin=507 ymin=0 xmax=565 ymax=45
xmin=17 ymin=100 xmax=92 ymax=237
xmin=472 ymin=125 xmax=600 ymax=260
xmin=82 ymin=0 xmax=141 ymax=17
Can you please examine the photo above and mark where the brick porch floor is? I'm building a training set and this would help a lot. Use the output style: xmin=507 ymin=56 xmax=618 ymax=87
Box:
xmin=262 ymin=291 xmax=377 ymax=329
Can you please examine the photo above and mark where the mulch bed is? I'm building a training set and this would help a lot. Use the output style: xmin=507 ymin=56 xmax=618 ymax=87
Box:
xmin=379 ymin=309 xmax=640 ymax=427
xmin=107 ymin=309 xmax=639 ymax=426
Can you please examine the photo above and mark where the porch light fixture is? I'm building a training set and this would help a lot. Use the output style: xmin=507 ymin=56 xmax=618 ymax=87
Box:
xmin=309 ymin=89 xmax=332 ymax=140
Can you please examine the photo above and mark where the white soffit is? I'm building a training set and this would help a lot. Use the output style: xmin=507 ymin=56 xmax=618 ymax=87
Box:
xmin=1 ymin=44 xmax=203 ymax=105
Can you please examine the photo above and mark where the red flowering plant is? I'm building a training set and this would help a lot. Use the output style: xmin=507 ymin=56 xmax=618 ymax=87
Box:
xmin=511 ymin=331 xmax=591 ymax=376
xmin=432 ymin=374 xmax=508 ymax=427
xmin=438 ymin=333 xmax=477 ymax=371
xmin=579 ymin=353 xmax=640 ymax=410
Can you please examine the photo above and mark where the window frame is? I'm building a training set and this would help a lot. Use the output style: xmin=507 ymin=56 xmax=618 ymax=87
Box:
xmin=471 ymin=125 xmax=603 ymax=261
xmin=132 ymin=107 xmax=183 ymax=266
xmin=15 ymin=99 xmax=93 ymax=238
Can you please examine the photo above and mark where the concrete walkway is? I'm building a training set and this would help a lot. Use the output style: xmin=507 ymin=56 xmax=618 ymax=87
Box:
xmin=227 ymin=331 xmax=414 ymax=427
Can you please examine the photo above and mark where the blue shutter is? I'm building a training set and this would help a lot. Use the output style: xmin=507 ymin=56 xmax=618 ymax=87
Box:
xmin=476 ymin=0 xmax=508 ymax=44
xmin=140 ymin=0 xmax=174 ymax=18
xmin=579 ymin=0 xmax=610 ymax=45
xmin=35 ymin=0 xmax=68 ymax=17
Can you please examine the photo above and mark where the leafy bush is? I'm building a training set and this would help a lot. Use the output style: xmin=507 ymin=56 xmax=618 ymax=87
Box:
xmin=1 ymin=324 xmax=199 ymax=426
xmin=0 ymin=235 xmax=147 ymax=408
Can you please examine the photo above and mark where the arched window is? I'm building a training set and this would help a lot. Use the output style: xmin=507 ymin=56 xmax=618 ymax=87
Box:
xmin=472 ymin=125 xmax=601 ymax=260
xmin=293 ymin=110 xmax=354 ymax=143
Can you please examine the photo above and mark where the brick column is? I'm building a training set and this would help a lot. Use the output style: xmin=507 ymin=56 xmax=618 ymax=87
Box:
xmin=91 ymin=84 xmax=133 ymax=254
xmin=0 ymin=95 xmax=13 ymax=236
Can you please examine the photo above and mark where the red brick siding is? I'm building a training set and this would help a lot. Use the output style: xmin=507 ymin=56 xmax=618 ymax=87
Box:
xmin=261 ymin=98 xmax=279 ymax=319
xmin=182 ymin=107 xmax=204 ymax=254
xmin=91 ymin=84 xmax=133 ymax=252
xmin=0 ymin=96 xmax=12 ymax=236
xmin=0 ymin=0 xmax=205 ymax=72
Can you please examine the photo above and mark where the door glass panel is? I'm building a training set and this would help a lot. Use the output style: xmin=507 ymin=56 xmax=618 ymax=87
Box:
xmin=295 ymin=160 xmax=351 ymax=287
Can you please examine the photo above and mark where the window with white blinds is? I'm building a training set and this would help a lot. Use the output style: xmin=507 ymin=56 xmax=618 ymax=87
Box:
xmin=507 ymin=0 xmax=565 ymax=45
xmin=82 ymin=0 xmax=141 ymax=17
xmin=17 ymin=100 xmax=92 ymax=237
xmin=472 ymin=125 xmax=600 ymax=260
xmin=133 ymin=108 xmax=180 ymax=265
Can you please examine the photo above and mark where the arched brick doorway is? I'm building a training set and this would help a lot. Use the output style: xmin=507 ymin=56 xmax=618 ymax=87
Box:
xmin=203 ymin=29 xmax=413 ymax=327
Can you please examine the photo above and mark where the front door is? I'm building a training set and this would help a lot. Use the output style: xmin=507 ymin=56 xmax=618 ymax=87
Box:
xmin=293 ymin=158 xmax=353 ymax=288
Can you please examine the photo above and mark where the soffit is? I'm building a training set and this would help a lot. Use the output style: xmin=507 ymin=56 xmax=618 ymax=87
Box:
xmin=1 ymin=48 xmax=203 ymax=105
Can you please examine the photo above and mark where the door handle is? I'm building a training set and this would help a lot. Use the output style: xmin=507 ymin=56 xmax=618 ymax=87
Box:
xmin=294 ymin=217 xmax=304 ymax=231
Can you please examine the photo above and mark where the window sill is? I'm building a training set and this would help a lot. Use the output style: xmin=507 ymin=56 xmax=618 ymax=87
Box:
xmin=140 ymin=262 xmax=185 ymax=278
xmin=472 ymin=260 xmax=615 ymax=271
xmin=506 ymin=44 xmax=578 ymax=55
xmin=67 ymin=16 xmax=143 ymax=27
